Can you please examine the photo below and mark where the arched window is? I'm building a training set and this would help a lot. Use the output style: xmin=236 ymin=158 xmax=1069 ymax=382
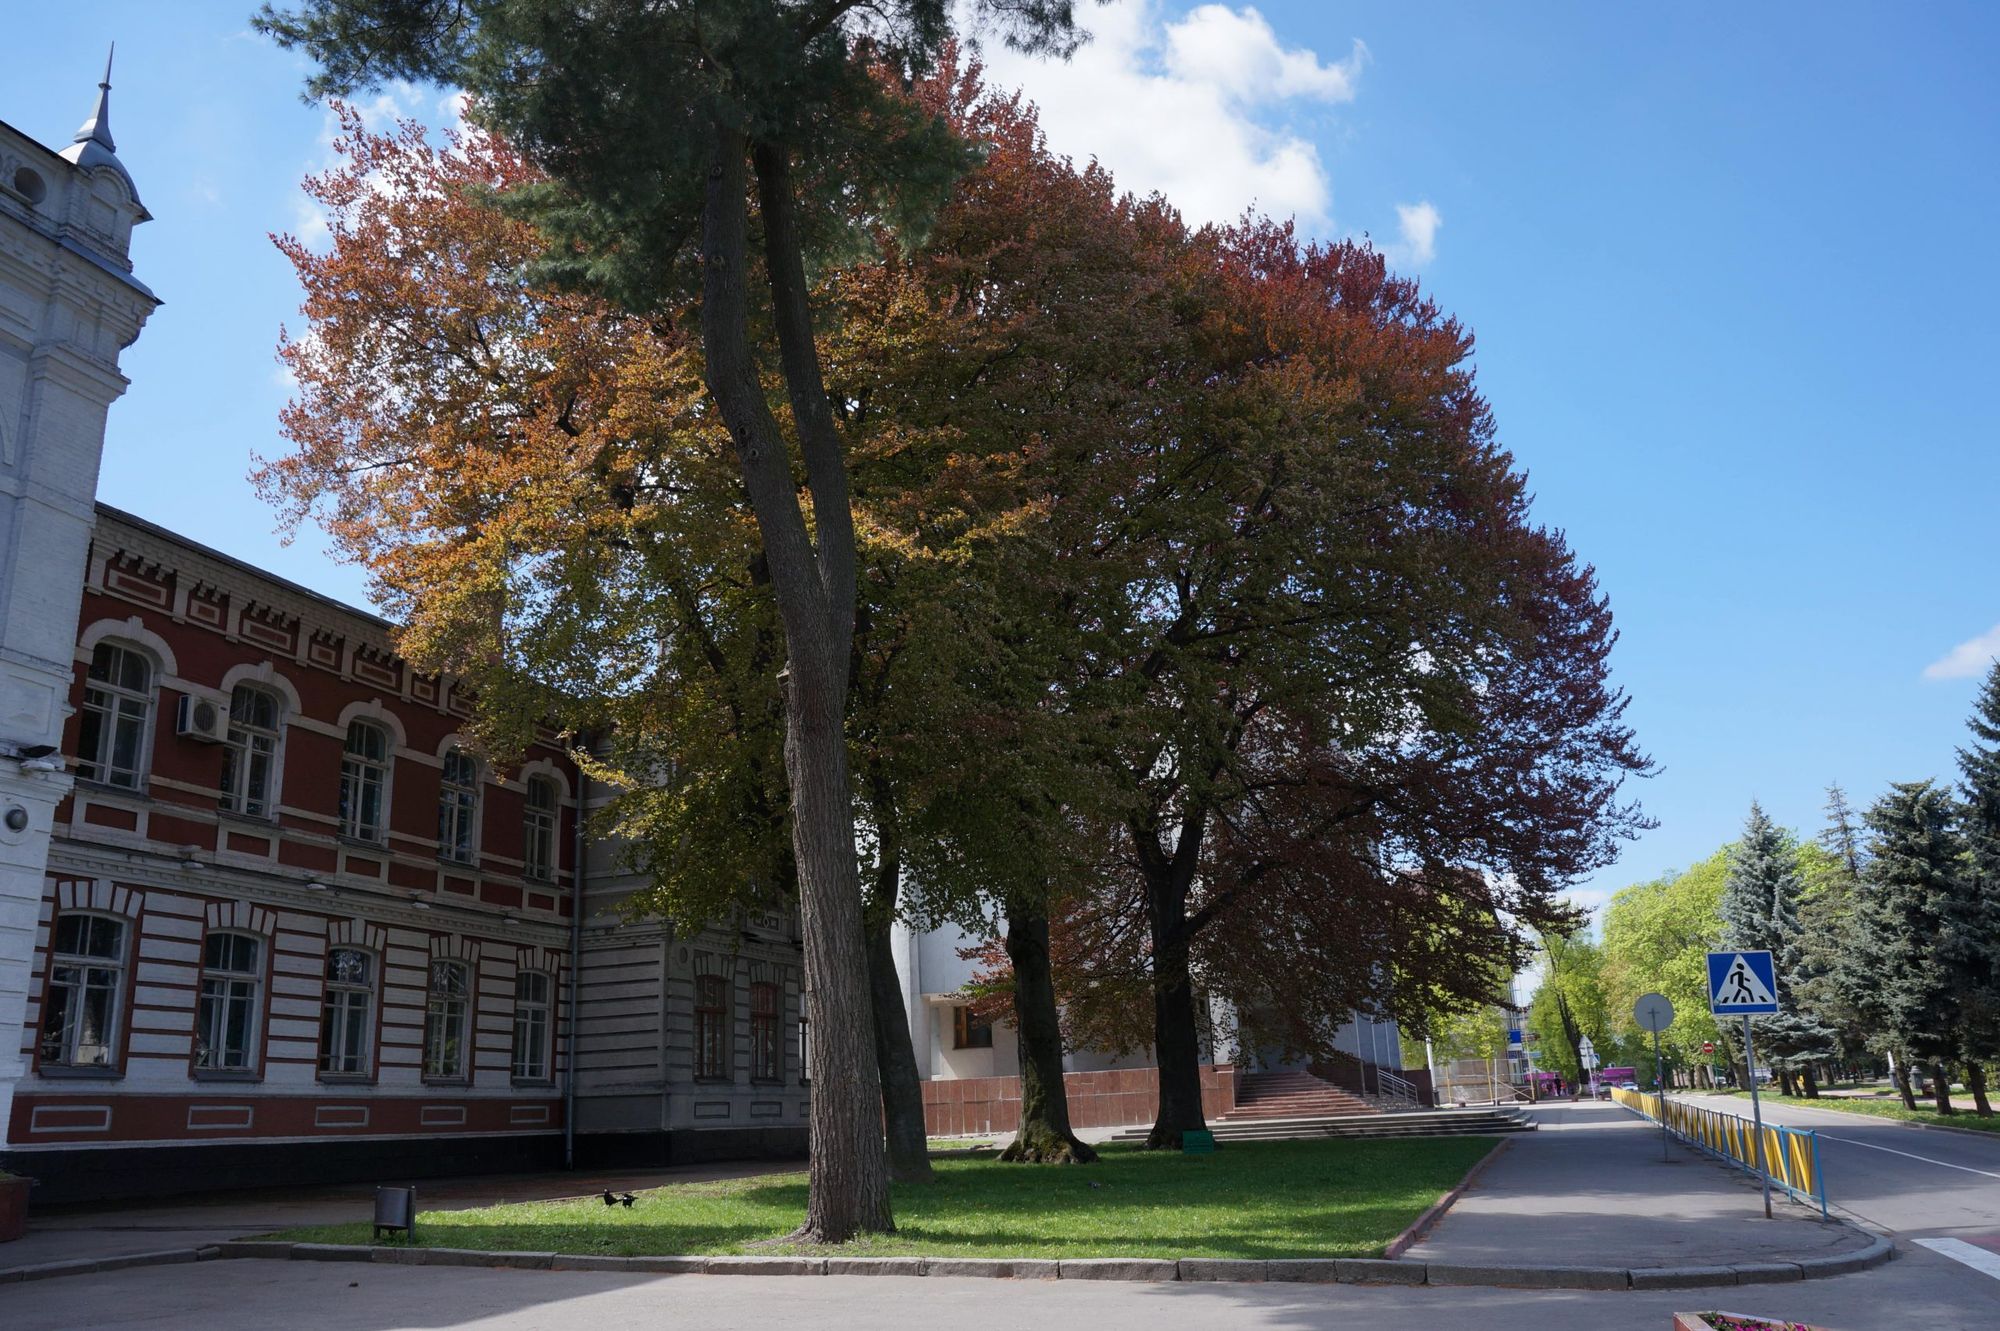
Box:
xmin=512 ymin=971 xmax=553 ymax=1082
xmin=338 ymin=722 xmax=390 ymax=842
xmin=523 ymin=776 xmax=558 ymax=882
xmin=694 ymin=974 xmax=730 ymax=1082
xmin=195 ymin=931 xmax=263 ymax=1073
xmin=77 ymin=642 xmax=154 ymax=788
xmin=39 ymin=913 xmax=129 ymax=1068
xmin=318 ymin=947 xmax=376 ymax=1077
xmin=423 ymin=959 xmax=472 ymax=1080
xmin=438 ymin=749 xmax=480 ymax=864
xmin=750 ymin=982 xmax=780 ymax=1082
xmin=219 ymin=686 xmax=283 ymax=818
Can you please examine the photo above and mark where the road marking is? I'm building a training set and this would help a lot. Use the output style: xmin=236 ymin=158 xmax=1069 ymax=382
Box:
xmin=1916 ymin=1237 xmax=2000 ymax=1282
xmin=1816 ymin=1134 xmax=2000 ymax=1180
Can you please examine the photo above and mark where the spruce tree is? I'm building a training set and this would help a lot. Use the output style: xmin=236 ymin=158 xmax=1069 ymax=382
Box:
xmin=1728 ymin=803 xmax=1832 ymax=1095
xmin=1857 ymin=782 xmax=1964 ymax=1113
xmin=1951 ymin=663 xmax=2000 ymax=1114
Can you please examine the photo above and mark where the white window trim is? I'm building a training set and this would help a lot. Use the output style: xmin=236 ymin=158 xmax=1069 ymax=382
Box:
xmin=194 ymin=930 xmax=265 ymax=1074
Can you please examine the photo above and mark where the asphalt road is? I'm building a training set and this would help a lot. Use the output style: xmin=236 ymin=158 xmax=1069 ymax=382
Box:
xmin=4 ymin=1255 xmax=1998 ymax=1331
xmin=1711 ymin=1094 xmax=2000 ymax=1240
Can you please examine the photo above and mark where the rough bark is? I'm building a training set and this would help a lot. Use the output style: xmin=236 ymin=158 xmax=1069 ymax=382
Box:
xmin=1145 ymin=924 xmax=1210 ymax=1149
xmin=1892 ymin=1056 xmax=1919 ymax=1110
xmin=1929 ymin=1060 xmax=1955 ymax=1115
xmin=1966 ymin=1060 xmax=1993 ymax=1117
xmin=1000 ymin=901 xmax=1099 ymax=1164
xmin=1799 ymin=1064 xmax=1819 ymax=1099
xmin=701 ymin=126 xmax=889 ymax=1241
xmin=864 ymin=889 xmax=934 ymax=1183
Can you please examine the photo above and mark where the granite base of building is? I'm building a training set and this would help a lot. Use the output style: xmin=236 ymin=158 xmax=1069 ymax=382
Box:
xmin=3 ymin=1132 xmax=565 ymax=1207
xmin=572 ymin=1126 xmax=808 ymax=1171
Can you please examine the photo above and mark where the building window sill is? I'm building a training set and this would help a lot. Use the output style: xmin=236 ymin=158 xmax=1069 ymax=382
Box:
xmin=38 ymin=1065 xmax=124 ymax=1080
xmin=510 ymin=1077 xmax=554 ymax=1089
xmin=192 ymin=1068 xmax=262 ymax=1082
xmin=316 ymin=1072 xmax=377 ymax=1086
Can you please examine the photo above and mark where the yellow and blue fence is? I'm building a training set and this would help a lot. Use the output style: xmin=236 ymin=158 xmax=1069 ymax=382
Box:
xmin=1610 ymin=1087 xmax=1827 ymax=1218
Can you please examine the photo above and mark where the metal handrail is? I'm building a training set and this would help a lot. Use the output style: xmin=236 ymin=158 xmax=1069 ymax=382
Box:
xmin=1376 ymin=1066 xmax=1419 ymax=1102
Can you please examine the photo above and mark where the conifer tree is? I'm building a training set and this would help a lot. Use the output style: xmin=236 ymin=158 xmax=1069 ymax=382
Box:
xmin=1950 ymin=663 xmax=2000 ymax=1114
xmin=1856 ymin=782 xmax=1964 ymax=1114
xmin=1720 ymin=804 xmax=1834 ymax=1094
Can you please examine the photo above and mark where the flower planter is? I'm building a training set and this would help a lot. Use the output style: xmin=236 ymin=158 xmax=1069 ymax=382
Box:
xmin=0 ymin=1174 xmax=28 ymax=1244
xmin=1673 ymin=1314 xmax=1838 ymax=1331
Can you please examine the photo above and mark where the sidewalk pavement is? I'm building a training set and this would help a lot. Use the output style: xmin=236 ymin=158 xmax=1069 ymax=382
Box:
xmin=1 ymin=1159 xmax=795 ymax=1276
xmin=1405 ymin=1099 xmax=1874 ymax=1270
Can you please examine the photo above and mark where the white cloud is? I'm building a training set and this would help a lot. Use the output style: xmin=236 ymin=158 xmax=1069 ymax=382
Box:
xmin=1923 ymin=623 xmax=2000 ymax=680
xmin=1394 ymin=200 xmax=1441 ymax=266
xmin=968 ymin=2 xmax=1363 ymax=231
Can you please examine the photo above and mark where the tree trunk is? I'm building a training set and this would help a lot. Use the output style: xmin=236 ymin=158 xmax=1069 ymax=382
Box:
xmin=1000 ymin=902 xmax=1099 ymax=1164
xmin=1966 ymin=1060 xmax=1993 ymax=1117
xmin=1930 ymin=1060 xmax=1955 ymax=1115
xmin=1145 ymin=932 xmax=1209 ymax=1150
xmin=700 ymin=127 xmax=888 ymax=1241
xmin=864 ymin=896 xmax=934 ymax=1183
xmin=1799 ymin=1064 xmax=1819 ymax=1099
xmin=1888 ymin=1055 xmax=1920 ymax=1103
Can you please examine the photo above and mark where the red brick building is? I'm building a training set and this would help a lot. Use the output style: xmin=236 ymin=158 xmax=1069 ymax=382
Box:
xmin=5 ymin=506 xmax=583 ymax=1201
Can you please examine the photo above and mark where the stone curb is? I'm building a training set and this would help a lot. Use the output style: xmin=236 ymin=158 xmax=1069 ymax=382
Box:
xmin=1383 ymin=1136 xmax=1514 ymax=1260
xmin=0 ymin=1245 xmax=218 ymax=1285
xmin=173 ymin=1236 xmax=1891 ymax=1290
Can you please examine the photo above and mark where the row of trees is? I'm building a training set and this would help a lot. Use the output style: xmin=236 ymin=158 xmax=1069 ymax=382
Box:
xmin=255 ymin=1 xmax=1647 ymax=1239
xmin=1539 ymin=666 xmax=2000 ymax=1115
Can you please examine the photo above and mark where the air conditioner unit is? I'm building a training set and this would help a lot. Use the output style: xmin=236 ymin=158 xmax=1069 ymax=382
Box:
xmin=176 ymin=694 xmax=228 ymax=743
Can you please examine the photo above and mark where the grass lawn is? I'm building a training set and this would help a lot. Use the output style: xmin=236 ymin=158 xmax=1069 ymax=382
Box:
xmin=267 ymin=1136 xmax=1497 ymax=1259
xmin=1710 ymin=1089 xmax=2000 ymax=1134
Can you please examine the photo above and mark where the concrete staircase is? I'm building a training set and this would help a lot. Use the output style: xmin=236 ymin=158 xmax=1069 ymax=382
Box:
xmin=1221 ymin=1069 xmax=1379 ymax=1121
xmin=1107 ymin=1104 xmax=1537 ymax=1145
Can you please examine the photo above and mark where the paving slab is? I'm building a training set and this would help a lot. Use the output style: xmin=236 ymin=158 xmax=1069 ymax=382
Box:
xmin=1403 ymin=1100 xmax=1872 ymax=1271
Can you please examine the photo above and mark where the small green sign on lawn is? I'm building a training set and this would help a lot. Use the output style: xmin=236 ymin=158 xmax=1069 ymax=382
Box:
xmin=1181 ymin=1129 xmax=1217 ymax=1155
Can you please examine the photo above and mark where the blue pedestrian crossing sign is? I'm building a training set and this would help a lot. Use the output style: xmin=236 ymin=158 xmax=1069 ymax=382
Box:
xmin=1707 ymin=950 xmax=1779 ymax=1015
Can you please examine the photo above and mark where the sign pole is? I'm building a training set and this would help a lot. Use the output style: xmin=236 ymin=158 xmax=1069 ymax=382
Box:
xmin=1744 ymin=1014 xmax=1772 ymax=1219
xmin=1654 ymin=1028 xmax=1669 ymax=1161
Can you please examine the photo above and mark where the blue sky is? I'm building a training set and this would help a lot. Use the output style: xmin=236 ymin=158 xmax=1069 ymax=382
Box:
xmin=8 ymin=3 xmax=1998 ymax=912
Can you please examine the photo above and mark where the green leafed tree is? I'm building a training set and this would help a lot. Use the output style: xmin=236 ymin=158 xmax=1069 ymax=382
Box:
xmin=1600 ymin=851 xmax=1726 ymax=1081
xmin=1950 ymin=664 xmax=2000 ymax=1114
xmin=255 ymin=0 xmax=1085 ymax=1241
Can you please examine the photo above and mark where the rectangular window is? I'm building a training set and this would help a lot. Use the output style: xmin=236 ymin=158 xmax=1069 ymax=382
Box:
xmin=77 ymin=643 xmax=152 ymax=789
xmin=195 ymin=932 xmax=263 ymax=1073
xmin=39 ymin=914 xmax=128 ymax=1069
xmin=953 ymin=1005 xmax=994 ymax=1050
xmin=694 ymin=973 xmax=729 ymax=1081
xmin=523 ymin=777 xmax=557 ymax=882
xmin=512 ymin=971 xmax=552 ymax=1081
xmin=423 ymin=959 xmax=471 ymax=1080
xmin=318 ymin=947 xmax=375 ymax=1077
xmin=438 ymin=749 xmax=480 ymax=864
xmin=339 ymin=723 xmax=390 ymax=842
xmin=749 ymin=982 xmax=780 ymax=1082
xmin=219 ymin=686 xmax=282 ymax=818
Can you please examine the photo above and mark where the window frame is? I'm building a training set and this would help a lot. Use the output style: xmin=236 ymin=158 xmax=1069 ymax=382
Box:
xmin=37 ymin=912 xmax=131 ymax=1075
xmin=437 ymin=748 xmax=481 ymax=865
xmin=953 ymin=1004 xmax=994 ymax=1051
xmin=511 ymin=970 xmax=553 ymax=1084
xmin=522 ymin=776 xmax=558 ymax=883
xmin=338 ymin=721 xmax=392 ymax=843
xmin=218 ymin=685 xmax=284 ymax=820
xmin=749 ymin=981 xmax=781 ymax=1083
xmin=76 ymin=641 xmax=155 ymax=790
xmin=693 ymin=973 xmax=730 ymax=1083
xmin=317 ymin=946 xmax=378 ymax=1081
xmin=422 ymin=958 xmax=473 ymax=1083
xmin=193 ymin=929 xmax=266 ymax=1077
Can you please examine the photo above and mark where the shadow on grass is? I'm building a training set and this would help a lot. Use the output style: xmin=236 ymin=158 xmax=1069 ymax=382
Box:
xmin=268 ymin=1137 xmax=1498 ymax=1261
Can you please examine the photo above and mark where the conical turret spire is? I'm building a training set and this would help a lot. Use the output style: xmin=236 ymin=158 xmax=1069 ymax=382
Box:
xmin=72 ymin=44 xmax=117 ymax=151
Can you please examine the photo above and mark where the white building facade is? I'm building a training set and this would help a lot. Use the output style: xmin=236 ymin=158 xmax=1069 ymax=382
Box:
xmin=0 ymin=64 xmax=157 ymax=1157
